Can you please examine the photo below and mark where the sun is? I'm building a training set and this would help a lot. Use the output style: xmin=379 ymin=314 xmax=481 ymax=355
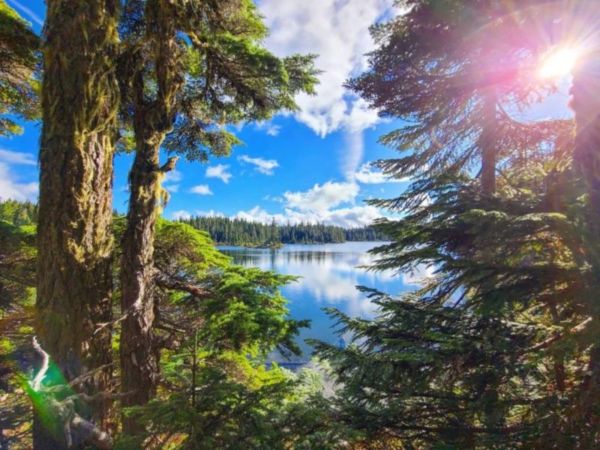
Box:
xmin=538 ymin=47 xmax=579 ymax=80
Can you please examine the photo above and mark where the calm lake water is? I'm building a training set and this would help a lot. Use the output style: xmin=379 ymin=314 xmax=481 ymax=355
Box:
xmin=219 ymin=242 xmax=415 ymax=358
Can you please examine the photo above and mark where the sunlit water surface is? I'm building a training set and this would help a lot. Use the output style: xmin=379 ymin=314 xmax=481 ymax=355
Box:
xmin=219 ymin=242 xmax=417 ymax=359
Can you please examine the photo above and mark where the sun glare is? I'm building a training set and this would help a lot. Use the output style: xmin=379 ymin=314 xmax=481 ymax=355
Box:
xmin=538 ymin=47 xmax=579 ymax=80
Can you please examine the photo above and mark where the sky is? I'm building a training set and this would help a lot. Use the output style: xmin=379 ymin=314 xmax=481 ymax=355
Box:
xmin=0 ymin=0 xmax=573 ymax=228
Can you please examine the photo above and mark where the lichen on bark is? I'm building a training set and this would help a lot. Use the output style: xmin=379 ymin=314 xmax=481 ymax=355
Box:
xmin=36 ymin=0 xmax=120 ymax=439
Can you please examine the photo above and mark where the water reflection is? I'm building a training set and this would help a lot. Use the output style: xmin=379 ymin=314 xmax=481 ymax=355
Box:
xmin=219 ymin=242 xmax=410 ymax=355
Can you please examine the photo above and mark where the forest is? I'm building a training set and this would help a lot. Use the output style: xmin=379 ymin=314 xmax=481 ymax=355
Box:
xmin=181 ymin=216 xmax=387 ymax=246
xmin=1 ymin=0 xmax=600 ymax=449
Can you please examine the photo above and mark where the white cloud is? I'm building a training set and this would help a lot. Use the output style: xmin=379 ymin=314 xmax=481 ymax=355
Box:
xmin=342 ymin=131 xmax=364 ymax=179
xmin=263 ymin=194 xmax=284 ymax=203
xmin=242 ymin=205 xmax=383 ymax=228
xmin=189 ymin=184 xmax=213 ymax=196
xmin=172 ymin=210 xmax=192 ymax=220
xmin=255 ymin=121 xmax=282 ymax=136
xmin=196 ymin=209 xmax=225 ymax=218
xmin=206 ymin=164 xmax=232 ymax=183
xmin=181 ymin=177 xmax=391 ymax=228
xmin=164 ymin=169 xmax=183 ymax=183
xmin=402 ymin=264 xmax=435 ymax=286
xmin=230 ymin=180 xmax=386 ymax=228
xmin=0 ymin=162 xmax=38 ymax=202
xmin=320 ymin=204 xmax=384 ymax=228
xmin=163 ymin=170 xmax=182 ymax=193
xmin=258 ymin=0 xmax=397 ymax=178
xmin=171 ymin=209 xmax=225 ymax=220
xmin=0 ymin=149 xmax=36 ymax=166
xmin=259 ymin=0 xmax=393 ymax=137
xmin=239 ymin=155 xmax=279 ymax=175
xmin=234 ymin=206 xmax=288 ymax=224
xmin=354 ymin=163 xmax=409 ymax=184
xmin=284 ymin=181 xmax=359 ymax=213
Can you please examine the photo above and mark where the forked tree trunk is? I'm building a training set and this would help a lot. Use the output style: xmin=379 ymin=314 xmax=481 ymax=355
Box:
xmin=480 ymin=90 xmax=498 ymax=196
xmin=120 ymin=0 xmax=181 ymax=434
xmin=36 ymin=0 xmax=119 ymax=446
xmin=119 ymin=127 xmax=164 ymax=434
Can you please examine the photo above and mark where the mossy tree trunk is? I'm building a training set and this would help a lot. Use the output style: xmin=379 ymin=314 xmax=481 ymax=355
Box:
xmin=36 ymin=0 xmax=119 ymax=445
xmin=120 ymin=0 xmax=181 ymax=434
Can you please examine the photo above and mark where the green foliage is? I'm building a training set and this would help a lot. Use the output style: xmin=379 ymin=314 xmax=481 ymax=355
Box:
xmin=118 ymin=362 xmax=337 ymax=450
xmin=349 ymin=0 xmax=570 ymax=185
xmin=113 ymin=216 xmax=338 ymax=448
xmin=0 ymin=199 xmax=37 ymax=225
xmin=118 ymin=0 xmax=319 ymax=163
xmin=313 ymin=2 xmax=600 ymax=449
xmin=0 ymin=201 xmax=36 ymax=312
xmin=315 ymin=164 xmax=600 ymax=447
xmin=195 ymin=266 xmax=305 ymax=356
xmin=0 ymin=0 xmax=39 ymax=135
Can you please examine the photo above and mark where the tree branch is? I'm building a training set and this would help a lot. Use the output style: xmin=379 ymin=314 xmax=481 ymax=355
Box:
xmin=156 ymin=275 xmax=212 ymax=299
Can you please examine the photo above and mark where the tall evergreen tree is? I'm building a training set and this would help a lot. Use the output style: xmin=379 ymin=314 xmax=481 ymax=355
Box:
xmin=315 ymin=2 xmax=600 ymax=448
xmin=117 ymin=0 xmax=317 ymax=432
xmin=348 ymin=0 xmax=568 ymax=196
xmin=36 ymin=0 xmax=119 ymax=444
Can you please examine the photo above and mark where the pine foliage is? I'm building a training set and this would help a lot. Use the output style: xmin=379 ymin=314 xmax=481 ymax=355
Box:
xmin=314 ymin=2 xmax=600 ymax=448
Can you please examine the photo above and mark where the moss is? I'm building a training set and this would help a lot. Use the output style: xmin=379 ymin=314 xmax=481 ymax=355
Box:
xmin=17 ymin=325 xmax=33 ymax=334
xmin=0 ymin=338 xmax=14 ymax=355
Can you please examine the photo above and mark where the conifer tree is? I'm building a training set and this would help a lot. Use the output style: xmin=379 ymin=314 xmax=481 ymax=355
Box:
xmin=36 ymin=0 xmax=120 ymax=443
xmin=348 ymin=0 xmax=568 ymax=195
xmin=116 ymin=0 xmax=317 ymax=431
xmin=315 ymin=2 xmax=600 ymax=448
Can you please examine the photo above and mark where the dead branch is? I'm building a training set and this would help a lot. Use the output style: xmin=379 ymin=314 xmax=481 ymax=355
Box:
xmin=29 ymin=338 xmax=115 ymax=449
xmin=156 ymin=274 xmax=212 ymax=299
xmin=68 ymin=363 xmax=114 ymax=388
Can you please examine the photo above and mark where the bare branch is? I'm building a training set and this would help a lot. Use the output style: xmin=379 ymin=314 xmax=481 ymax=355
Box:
xmin=156 ymin=274 xmax=212 ymax=299
xmin=31 ymin=336 xmax=49 ymax=391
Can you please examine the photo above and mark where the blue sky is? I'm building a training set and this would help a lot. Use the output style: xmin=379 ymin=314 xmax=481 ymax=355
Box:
xmin=0 ymin=0 xmax=573 ymax=227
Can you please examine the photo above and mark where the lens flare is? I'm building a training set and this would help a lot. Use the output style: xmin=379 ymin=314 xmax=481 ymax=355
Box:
xmin=538 ymin=47 xmax=579 ymax=80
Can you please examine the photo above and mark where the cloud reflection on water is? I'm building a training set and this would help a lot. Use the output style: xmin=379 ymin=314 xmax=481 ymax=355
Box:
xmin=220 ymin=242 xmax=408 ymax=350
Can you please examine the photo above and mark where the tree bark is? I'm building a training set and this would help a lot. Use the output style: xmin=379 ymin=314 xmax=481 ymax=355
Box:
xmin=119 ymin=0 xmax=181 ymax=434
xmin=119 ymin=128 xmax=163 ymax=434
xmin=480 ymin=90 xmax=498 ymax=196
xmin=36 ymin=0 xmax=119 ymax=444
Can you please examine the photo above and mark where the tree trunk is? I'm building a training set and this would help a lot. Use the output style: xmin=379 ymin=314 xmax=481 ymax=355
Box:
xmin=35 ymin=0 xmax=119 ymax=444
xmin=119 ymin=124 xmax=164 ymax=434
xmin=119 ymin=0 xmax=181 ymax=434
xmin=480 ymin=90 xmax=498 ymax=196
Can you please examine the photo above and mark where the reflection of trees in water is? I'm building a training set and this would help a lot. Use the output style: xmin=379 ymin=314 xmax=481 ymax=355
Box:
xmin=222 ymin=248 xmax=367 ymax=268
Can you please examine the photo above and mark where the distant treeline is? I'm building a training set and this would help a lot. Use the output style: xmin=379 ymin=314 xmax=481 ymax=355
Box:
xmin=181 ymin=216 xmax=387 ymax=246
xmin=0 ymin=200 xmax=37 ymax=225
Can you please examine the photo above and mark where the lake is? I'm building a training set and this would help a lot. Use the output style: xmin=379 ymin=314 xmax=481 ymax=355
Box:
xmin=220 ymin=242 xmax=416 ymax=359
